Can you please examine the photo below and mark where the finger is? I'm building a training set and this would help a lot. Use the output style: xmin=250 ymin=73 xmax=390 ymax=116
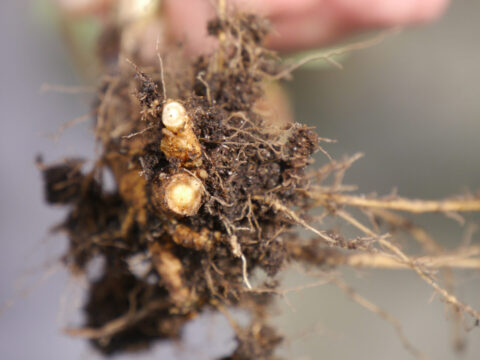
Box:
xmin=230 ymin=0 xmax=319 ymax=17
xmin=266 ymin=3 xmax=350 ymax=52
xmin=163 ymin=0 xmax=218 ymax=55
xmin=163 ymin=0 xmax=450 ymax=54
xmin=267 ymin=0 xmax=449 ymax=51
xmin=55 ymin=0 xmax=112 ymax=17
xmin=329 ymin=0 xmax=449 ymax=26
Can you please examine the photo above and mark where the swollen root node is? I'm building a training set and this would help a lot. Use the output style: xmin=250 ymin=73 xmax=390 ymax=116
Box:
xmin=161 ymin=173 xmax=204 ymax=217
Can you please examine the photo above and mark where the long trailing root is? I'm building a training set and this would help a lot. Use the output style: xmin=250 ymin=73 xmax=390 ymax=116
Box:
xmin=65 ymin=300 xmax=170 ymax=339
xmin=315 ymin=192 xmax=480 ymax=213
xmin=258 ymin=153 xmax=480 ymax=353
xmin=255 ymin=195 xmax=338 ymax=245
xmin=365 ymin=208 xmax=442 ymax=253
xmin=337 ymin=210 xmax=480 ymax=323
xmin=291 ymin=245 xmax=480 ymax=270
xmin=364 ymin=207 xmax=465 ymax=347
xmin=273 ymin=28 xmax=400 ymax=79
xmin=294 ymin=150 xmax=480 ymax=352
xmin=334 ymin=250 xmax=480 ymax=269
xmin=332 ymin=277 xmax=427 ymax=360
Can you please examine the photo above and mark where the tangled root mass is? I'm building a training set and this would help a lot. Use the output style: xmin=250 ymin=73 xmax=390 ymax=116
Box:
xmin=42 ymin=13 xmax=320 ymax=358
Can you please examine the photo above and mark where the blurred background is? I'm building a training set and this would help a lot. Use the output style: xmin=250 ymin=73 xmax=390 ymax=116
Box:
xmin=1 ymin=0 xmax=479 ymax=359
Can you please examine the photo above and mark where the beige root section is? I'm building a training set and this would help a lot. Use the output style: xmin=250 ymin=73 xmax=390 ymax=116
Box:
xmin=160 ymin=100 xmax=202 ymax=167
xmin=315 ymin=193 xmax=480 ymax=213
xmin=149 ymin=242 xmax=191 ymax=305
xmin=117 ymin=169 xmax=149 ymax=226
xmin=337 ymin=251 xmax=480 ymax=269
xmin=65 ymin=300 xmax=169 ymax=340
xmin=302 ymin=151 xmax=480 ymax=345
xmin=170 ymin=224 xmax=221 ymax=251
xmin=160 ymin=173 xmax=204 ymax=216
xmin=156 ymin=100 xmax=206 ymax=216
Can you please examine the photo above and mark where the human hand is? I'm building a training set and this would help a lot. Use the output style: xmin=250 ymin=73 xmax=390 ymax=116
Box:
xmin=164 ymin=0 xmax=449 ymax=54
xmin=55 ymin=0 xmax=449 ymax=56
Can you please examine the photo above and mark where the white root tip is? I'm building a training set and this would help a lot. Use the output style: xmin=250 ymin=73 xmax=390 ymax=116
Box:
xmin=162 ymin=100 xmax=187 ymax=132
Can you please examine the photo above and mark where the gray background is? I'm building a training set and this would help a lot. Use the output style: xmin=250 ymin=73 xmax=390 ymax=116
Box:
xmin=1 ymin=0 xmax=479 ymax=359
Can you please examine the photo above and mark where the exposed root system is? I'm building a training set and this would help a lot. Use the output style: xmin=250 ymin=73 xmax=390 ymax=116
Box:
xmin=41 ymin=8 xmax=480 ymax=360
